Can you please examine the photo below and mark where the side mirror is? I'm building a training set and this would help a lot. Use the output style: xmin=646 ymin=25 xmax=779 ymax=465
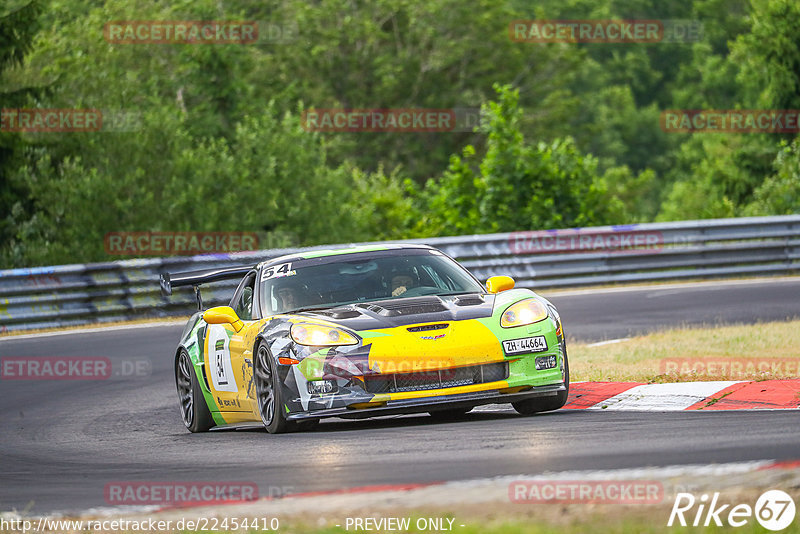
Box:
xmin=486 ymin=275 xmax=515 ymax=294
xmin=203 ymin=306 xmax=244 ymax=332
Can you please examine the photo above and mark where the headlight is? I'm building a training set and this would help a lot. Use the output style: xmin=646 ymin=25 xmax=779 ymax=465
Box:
xmin=501 ymin=299 xmax=549 ymax=328
xmin=290 ymin=323 xmax=359 ymax=346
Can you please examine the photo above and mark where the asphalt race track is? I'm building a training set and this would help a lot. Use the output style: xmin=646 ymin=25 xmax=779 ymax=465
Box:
xmin=1 ymin=278 xmax=799 ymax=514
xmin=546 ymin=277 xmax=800 ymax=342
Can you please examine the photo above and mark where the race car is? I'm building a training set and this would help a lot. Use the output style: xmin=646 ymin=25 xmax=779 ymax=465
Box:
xmin=160 ymin=244 xmax=569 ymax=433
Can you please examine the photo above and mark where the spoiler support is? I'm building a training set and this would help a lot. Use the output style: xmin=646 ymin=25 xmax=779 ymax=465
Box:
xmin=193 ymin=285 xmax=203 ymax=310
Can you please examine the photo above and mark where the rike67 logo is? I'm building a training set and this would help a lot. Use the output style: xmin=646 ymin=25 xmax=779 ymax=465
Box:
xmin=668 ymin=490 xmax=796 ymax=531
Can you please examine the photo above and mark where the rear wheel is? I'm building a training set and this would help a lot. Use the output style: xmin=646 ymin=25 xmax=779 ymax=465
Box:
xmin=254 ymin=341 xmax=293 ymax=434
xmin=175 ymin=349 xmax=214 ymax=432
xmin=513 ymin=343 xmax=570 ymax=415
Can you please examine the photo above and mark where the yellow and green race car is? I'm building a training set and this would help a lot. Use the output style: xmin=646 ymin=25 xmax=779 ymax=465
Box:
xmin=160 ymin=244 xmax=568 ymax=433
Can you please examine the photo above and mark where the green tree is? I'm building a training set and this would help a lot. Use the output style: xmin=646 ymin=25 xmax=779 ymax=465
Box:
xmin=0 ymin=1 xmax=42 ymax=261
xmin=4 ymin=104 xmax=381 ymax=265
xmin=732 ymin=0 xmax=800 ymax=109
xmin=745 ymin=138 xmax=800 ymax=215
xmin=415 ymin=85 xmax=625 ymax=236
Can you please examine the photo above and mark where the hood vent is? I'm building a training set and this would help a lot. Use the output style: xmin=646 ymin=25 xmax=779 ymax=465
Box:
xmin=454 ymin=294 xmax=485 ymax=306
xmin=356 ymin=297 xmax=448 ymax=317
xmin=309 ymin=309 xmax=362 ymax=320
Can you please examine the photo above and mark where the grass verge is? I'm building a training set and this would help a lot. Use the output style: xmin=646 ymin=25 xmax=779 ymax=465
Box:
xmin=569 ymin=319 xmax=800 ymax=382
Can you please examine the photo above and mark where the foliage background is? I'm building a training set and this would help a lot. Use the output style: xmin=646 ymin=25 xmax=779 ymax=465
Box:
xmin=1 ymin=0 xmax=798 ymax=267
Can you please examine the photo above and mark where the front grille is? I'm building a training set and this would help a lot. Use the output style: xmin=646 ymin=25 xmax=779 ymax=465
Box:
xmin=364 ymin=362 xmax=508 ymax=394
xmin=407 ymin=323 xmax=449 ymax=332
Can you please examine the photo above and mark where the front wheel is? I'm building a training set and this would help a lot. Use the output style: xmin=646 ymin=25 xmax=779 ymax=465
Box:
xmin=254 ymin=341 xmax=293 ymax=434
xmin=512 ymin=343 xmax=570 ymax=415
xmin=175 ymin=349 xmax=214 ymax=432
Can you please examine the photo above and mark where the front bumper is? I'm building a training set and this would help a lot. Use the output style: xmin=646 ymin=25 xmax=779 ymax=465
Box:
xmin=285 ymin=382 xmax=566 ymax=421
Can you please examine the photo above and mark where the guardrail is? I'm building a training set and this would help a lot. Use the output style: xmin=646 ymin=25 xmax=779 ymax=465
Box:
xmin=1 ymin=215 xmax=798 ymax=332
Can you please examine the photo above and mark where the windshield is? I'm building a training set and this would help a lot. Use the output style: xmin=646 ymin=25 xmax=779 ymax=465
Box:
xmin=259 ymin=248 xmax=483 ymax=315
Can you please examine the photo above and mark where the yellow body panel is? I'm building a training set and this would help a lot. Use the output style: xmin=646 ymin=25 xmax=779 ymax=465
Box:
xmin=203 ymin=320 xmax=260 ymax=413
xmin=363 ymin=319 xmax=504 ymax=374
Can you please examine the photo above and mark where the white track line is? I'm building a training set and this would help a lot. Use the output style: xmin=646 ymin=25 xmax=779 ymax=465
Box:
xmin=589 ymin=381 xmax=741 ymax=411
xmin=586 ymin=337 xmax=631 ymax=347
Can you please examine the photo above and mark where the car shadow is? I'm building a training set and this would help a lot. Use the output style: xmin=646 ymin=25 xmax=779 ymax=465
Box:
xmin=209 ymin=407 xmax=578 ymax=434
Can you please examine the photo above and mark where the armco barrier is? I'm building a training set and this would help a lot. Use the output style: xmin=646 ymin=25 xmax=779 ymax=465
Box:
xmin=1 ymin=215 xmax=798 ymax=332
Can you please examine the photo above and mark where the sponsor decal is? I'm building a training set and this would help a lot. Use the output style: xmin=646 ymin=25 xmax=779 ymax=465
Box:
xmin=419 ymin=334 xmax=447 ymax=340
xmin=535 ymin=355 xmax=558 ymax=370
xmin=217 ymin=396 xmax=242 ymax=408
xmin=261 ymin=262 xmax=295 ymax=281
xmin=207 ymin=325 xmax=237 ymax=393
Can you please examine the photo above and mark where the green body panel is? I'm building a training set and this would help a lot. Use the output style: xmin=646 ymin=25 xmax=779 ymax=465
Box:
xmin=297 ymin=244 xmax=392 ymax=259
xmin=475 ymin=288 xmax=564 ymax=386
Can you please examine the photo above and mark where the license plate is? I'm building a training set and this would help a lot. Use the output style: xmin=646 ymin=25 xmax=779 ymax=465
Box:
xmin=502 ymin=336 xmax=547 ymax=355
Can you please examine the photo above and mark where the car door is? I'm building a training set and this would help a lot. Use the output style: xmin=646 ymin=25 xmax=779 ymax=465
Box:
xmin=203 ymin=271 xmax=258 ymax=412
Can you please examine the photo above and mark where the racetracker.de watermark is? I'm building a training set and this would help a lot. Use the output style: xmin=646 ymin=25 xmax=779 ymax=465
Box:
xmin=661 ymin=358 xmax=800 ymax=379
xmin=104 ymin=481 xmax=263 ymax=505
xmin=509 ymin=480 xmax=664 ymax=504
xmin=0 ymin=357 xmax=151 ymax=380
xmin=104 ymin=21 xmax=297 ymax=44
xmin=301 ymin=108 xmax=482 ymax=132
xmin=509 ymin=19 xmax=703 ymax=43
xmin=104 ymin=232 xmax=259 ymax=255
xmin=661 ymin=109 xmax=800 ymax=133
xmin=508 ymin=228 xmax=664 ymax=255
xmin=0 ymin=108 xmax=141 ymax=132
xmin=313 ymin=356 xmax=460 ymax=380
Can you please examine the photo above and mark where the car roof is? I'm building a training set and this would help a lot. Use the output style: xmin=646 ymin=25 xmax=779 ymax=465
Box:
xmin=259 ymin=243 xmax=435 ymax=269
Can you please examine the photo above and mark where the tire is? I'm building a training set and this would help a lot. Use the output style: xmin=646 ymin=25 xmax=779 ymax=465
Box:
xmin=428 ymin=407 xmax=472 ymax=420
xmin=254 ymin=341 xmax=293 ymax=434
xmin=512 ymin=342 xmax=570 ymax=415
xmin=175 ymin=349 xmax=215 ymax=433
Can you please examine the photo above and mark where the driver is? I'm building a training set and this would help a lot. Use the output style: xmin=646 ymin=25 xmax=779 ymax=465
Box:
xmin=276 ymin=286 xmax=298 ymax=311
xmin=390 ymin=269 xmax=418 ymax=297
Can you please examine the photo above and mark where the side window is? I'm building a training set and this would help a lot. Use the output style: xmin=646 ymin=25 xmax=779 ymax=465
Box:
xmin=233 ymin=274 xmax=256 ymax=321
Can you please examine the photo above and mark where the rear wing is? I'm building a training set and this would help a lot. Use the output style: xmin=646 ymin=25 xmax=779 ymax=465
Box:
xmin=159 ymin=265 xmax=254 ymax=310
